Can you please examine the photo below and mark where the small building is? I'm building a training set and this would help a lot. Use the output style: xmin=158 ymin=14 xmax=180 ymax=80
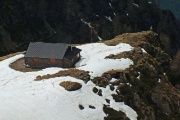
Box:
xmin=24 ymin=42 xmax=81 ymax=69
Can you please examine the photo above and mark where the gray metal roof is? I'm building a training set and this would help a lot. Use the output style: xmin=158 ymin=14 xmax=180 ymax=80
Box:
xmin=25 ymin=42 xmax=69 ymax=59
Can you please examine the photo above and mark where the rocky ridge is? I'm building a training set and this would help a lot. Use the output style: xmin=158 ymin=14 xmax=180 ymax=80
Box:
xmin=103 ymin=31 xmax=180 ymax=119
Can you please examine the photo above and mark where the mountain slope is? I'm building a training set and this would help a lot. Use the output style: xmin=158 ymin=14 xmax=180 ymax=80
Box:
xmin=0 ymin=31 xmax=179 ymax=120
xmin=0 ymin=0 xmax=180 ymax=56
xmin=0 ymin=41 xmax=136 ymax=120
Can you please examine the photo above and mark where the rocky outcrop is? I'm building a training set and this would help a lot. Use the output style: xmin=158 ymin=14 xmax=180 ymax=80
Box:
xmin=103 ymin=105 xmax=130 ymax=120
xmin=101 ymin=31 xmax=180 ymax=119
xmin=60 ymin=81 xmax=82 ymax=91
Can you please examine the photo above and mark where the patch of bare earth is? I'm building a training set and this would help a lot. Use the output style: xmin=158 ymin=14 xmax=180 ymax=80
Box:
xmin=10 ymin=58 xmax=40 ymax=72
xmin=60 ymin=81 xmax=82 ymax=91
xmin=104 ymin=30 xmax=160 ymax=47
xmin=106 ymin=48 xmax=152 ymax=64
xmin=35 ymin=69 xmax=90 ymax=82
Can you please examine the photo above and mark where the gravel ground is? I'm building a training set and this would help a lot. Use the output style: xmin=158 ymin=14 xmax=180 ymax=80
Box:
xmin=9 ymin=58 xmax=40 ymax=72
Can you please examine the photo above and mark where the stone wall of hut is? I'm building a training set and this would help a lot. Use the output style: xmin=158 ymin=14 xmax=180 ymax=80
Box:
xmin=25 ymin=57 xmax=63 ymax=69
xmin=64 ymin=53 xmax=81 ymax=68
xmin=25 ymin=53 xmax=81 ymax=69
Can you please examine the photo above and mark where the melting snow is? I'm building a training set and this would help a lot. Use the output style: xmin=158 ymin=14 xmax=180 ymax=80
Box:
xmin=76 ymin=43 xmax=134 ymax=78
xmin=81 ymin=19 xmax=102 ymax=41
xmin=137 ymin=72 xmax=141 ymax=79
xmin=132 ymin=3 xmax=139 ymax=8
xmin=0 ymin=42 xmax=137 ymax=120
xmin=98 ymin=36 xmax=103 ymax=41
xmin=110 ymin=78 xmax=117 ymax=83
xmin=109 ymin=3 xmax=112 ymax=8
xmin=81 ymin=19 xmax=92 ymax=28
xmin=126 ymin=83 xmax=132 ymax=87
xmin=105 ymin=16 xmax=112 ymax=22
xmin=141 ymin=48 xmax=147 ymax=53
xmin=150 ymin=25 xmax=153 ymax=30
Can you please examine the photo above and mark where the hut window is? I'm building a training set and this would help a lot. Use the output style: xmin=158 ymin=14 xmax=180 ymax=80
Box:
xmin=50 ymin=58 xmax=55 ymax=63
xmin=33 ymin=58 xmax=38 ymax=62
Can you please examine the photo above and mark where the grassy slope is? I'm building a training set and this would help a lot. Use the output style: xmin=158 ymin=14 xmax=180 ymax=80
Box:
xmin=0 ymin=52 xmax=24 ymax=61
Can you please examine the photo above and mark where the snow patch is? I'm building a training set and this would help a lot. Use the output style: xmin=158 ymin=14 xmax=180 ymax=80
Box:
xmin=137 ymin=72 xmax=141 ymax=79
xmin=110 ymin=78 xmax=117 ymax=83
xmin=105 ymin=16 xmax=113 ymax=22
xmin=79 ymin=58 xmax=133 ymax=78
xmin=141 ymin=48 xmax=147 ymax=53
xmin=76 ymin=43 xmax=134 ymax=78
xmin=150 ymin=25 xmax=153 ymax=30
xmin=109 ymin=3 xmax=112 ymax=8
xmin=81 ymin=19 xmax=93 ymax=28
xmin=132 ymin=3 xmax=139 ymax=8
xmin=98 ymin=36 xmax=103 ymax=41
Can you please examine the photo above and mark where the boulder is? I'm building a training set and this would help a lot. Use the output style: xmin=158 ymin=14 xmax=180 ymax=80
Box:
xmin=60 ymin=81 xmax=82 ymax=91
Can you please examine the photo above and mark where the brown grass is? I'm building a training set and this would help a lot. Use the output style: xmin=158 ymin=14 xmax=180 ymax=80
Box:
xmin=73 ymin=40 xmax=103 ymax=46
xmin=0 ymin=51 xmax=24 ymax=61
xmin=104 ymin=30 xmax=157 ymax=47
xmin=105 ymin=47 xmax=152 ymax=66
xmin=35 ymin=69 xmax=90 ymax=81
xmin=106 ymin=51 xmax=131 ymax=59
xmin=105 ymin=69 xmax=128 ymax=75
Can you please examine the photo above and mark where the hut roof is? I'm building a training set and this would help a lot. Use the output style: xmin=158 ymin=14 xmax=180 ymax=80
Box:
xmin=25 ymin=42 xmax=70 ymax=59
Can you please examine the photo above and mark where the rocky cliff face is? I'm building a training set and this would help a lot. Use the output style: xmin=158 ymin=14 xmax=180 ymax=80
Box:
xmin=90 ymin=31 xmax=179 ymax=120
xmin=0 ymin=0 xmax=180 ymax=56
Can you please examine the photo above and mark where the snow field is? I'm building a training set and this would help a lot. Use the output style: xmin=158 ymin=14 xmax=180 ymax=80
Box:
xmin=0 ymin=43 xmax=137 ymax=120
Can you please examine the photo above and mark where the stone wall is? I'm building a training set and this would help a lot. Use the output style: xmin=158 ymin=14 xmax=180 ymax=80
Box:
xmin=25 ymin=53 xmax=80 ymax=68
xmin=25 ymin=57 xmax=63 ymax=69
